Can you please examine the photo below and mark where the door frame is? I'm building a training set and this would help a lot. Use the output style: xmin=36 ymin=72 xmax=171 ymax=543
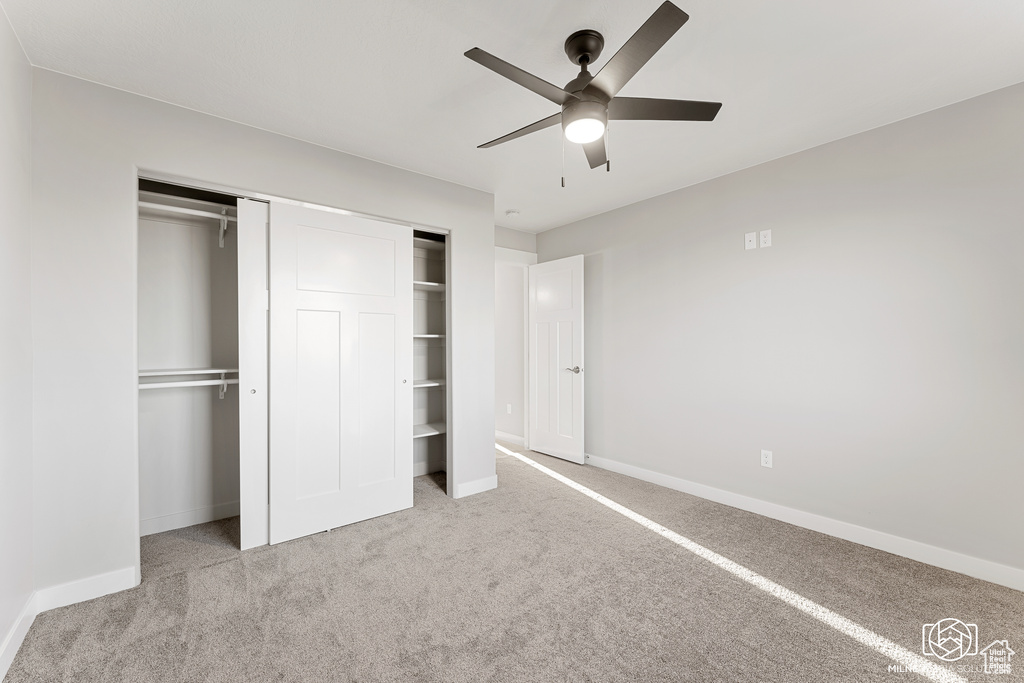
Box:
xmin=495 ymin=247 xmax=537 ymax=450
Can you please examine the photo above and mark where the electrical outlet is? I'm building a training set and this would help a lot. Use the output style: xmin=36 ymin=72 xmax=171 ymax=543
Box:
xmin=761 ymin=449 xmax=773 ymax=468
xmin=506 ymin=403 xmax=512 ymax=415
xmin=745 ymin=232 xmax=757 ymax=250
xmin=760 ymin=229 xmax=772 ymax=248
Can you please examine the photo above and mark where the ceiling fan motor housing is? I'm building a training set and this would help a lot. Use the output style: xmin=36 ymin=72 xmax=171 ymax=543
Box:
xmin=562 ymin=61 xmax=610 ymax=144
xmin=561 ymin=98 xmax=608 ymax=139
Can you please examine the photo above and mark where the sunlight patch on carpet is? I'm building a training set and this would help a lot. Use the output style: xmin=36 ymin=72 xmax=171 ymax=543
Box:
xmin=495 ymin=444 xmax=964 ymax=683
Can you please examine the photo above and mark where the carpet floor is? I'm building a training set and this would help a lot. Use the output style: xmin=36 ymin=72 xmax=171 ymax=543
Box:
xmin=5 ymin=445 xmax=1022 ymax=682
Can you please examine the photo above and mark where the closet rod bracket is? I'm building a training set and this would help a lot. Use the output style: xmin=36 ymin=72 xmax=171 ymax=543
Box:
xmin=219 ymin=210 xmax=227 ymax=248
xmin=219 ymin=372 xmax=228 ymax=399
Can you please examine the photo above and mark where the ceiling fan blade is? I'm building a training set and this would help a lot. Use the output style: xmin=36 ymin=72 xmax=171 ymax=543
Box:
xmin=585 ymin=2 xmax=689 ymax=100
xmin=466 ymin=48 xmax=578 ymax=106
xmin=609 ymin=97 xmax=722 ymax=121
xmin=582 ymin=138 xmax=607 ymax=169
xmin=478 ymin=113 xmax=562 ymax=149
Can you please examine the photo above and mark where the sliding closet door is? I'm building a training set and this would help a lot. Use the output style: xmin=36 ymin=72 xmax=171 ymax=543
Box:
xmin=237 ymin=199 xmax=269 ymax=549
xmin=269 ymin=203 xmax=413 ymax=545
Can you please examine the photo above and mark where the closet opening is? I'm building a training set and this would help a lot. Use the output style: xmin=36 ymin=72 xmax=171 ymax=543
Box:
xmin=136 ymin=176 xmax=452 ymax=561
xmin=136 ymin=179 xmax=245 ymax=561
xmin=412 ymin=229 xmax=451 ymax=495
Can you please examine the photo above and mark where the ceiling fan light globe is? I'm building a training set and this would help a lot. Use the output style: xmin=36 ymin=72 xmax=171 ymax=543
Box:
xmin=562 ymin=99 xmax=609 ymax=144
xmin=564 ymin=118 xmax=605 ymax=144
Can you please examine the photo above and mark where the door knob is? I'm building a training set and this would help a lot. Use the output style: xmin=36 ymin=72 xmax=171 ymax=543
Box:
xmin=564 ymin=366 xmax=581 ymax=374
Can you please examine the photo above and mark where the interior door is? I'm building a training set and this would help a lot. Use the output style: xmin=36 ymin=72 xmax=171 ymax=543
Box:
xmin=528 ymin=255 xmax=584 ymax=463
xmin=269 ymin=202 xmax=413 ymax=544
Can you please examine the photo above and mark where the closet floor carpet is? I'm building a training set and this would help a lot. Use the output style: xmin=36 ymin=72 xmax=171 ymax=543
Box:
xmin=6 ymin=446 xmax=1022 ymax=682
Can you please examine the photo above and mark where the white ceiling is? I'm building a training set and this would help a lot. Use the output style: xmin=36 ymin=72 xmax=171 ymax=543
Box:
xmin=5 ymin=1 xmax=1024 ymax=232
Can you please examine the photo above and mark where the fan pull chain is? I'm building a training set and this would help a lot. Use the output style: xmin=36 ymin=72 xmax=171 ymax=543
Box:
xmin=561 ymin=133 xmax=566 ymax=188
xmin=606 ymin=124 xmax=611 ymax=172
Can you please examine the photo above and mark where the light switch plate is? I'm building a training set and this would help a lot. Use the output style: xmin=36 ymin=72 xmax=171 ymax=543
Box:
xmin=760 ymin=229 xmax=772 ymax=248
xmin=745 ymin=232 xmax=757 ymax=250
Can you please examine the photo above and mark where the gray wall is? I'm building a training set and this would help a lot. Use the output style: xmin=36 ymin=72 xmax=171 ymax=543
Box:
xmin=538 ymin=82 xmax=1024 ymax=574
xmin=0 ymin=7 xmax=33 ymax=666
xmin=495 ymin=225 xmax=537 ymax=253
xmin=31 ymin=70 xmax=495 ymax=591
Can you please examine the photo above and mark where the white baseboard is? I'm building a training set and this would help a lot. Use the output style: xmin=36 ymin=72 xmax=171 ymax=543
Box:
xmin=453 ymin=475 xmax=498 ymax=499
xmin=495 ymin=431 xmax=525 ymax=447
xmin=585 ymin=453 xmax=1024 ymax=593
xmin=140 ymin=501 xmax=240 ymax=536
xmin=1 ymin=564 xmax=138 ymax=679
xmin=0 ymin=591 xmax=36 ymax=679
xmin=34 ymin=566 xmax=138 ymax=614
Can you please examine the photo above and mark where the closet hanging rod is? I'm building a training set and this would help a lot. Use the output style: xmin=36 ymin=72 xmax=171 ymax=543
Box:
xmin=138 ymin=379 xmax=240 ymax=390
xmin=138 ymin=202 xmax=238 ymax=223
xmin=138 ymin=368 xmax=239 ymax=377
xmin=139 ymin=370 xmax=237 ymax=398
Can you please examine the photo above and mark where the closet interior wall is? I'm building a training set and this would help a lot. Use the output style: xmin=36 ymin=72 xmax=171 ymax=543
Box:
xmin=412 ymin=232 xmax=449 ymax=483
xmin=137 ymin=186 xmax=241 ymax=537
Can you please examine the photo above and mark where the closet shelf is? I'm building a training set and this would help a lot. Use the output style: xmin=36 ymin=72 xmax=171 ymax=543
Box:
xmin=413 ymin=237 xmax=445 ymax=252
xmin=139 ymin=190 xmax=234 ymax=213
xmin=413 ymin=422 xmax=446 ymax=439
xmin=139 ymin=368 xmax=239 ymax=377
xmin=413 ymin=281 xmax=445 ymax=292
xmin=413 ymin=379 xmax=445 ymax=388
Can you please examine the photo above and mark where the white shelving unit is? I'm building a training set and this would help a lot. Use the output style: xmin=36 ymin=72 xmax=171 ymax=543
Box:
xmin=413 ymin=236 xmax=444 ymax=252
xmin=413 ymin=422 xmax=447 ymax=439
xmin=412 ymin=232 xmax=448 ymax=481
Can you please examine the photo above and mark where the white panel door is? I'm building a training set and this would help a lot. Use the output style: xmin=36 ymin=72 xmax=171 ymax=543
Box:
xmin=237 ymin=199 xmax=269 ymax=549
xmin=269 ymin=202 xmax=412 ymax=544
xmin=529 ymin=255 xmax=584 ymax=463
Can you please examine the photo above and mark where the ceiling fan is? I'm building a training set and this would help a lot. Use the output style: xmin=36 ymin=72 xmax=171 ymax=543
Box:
xmin=465 ymin=1 xmax=721 ymax=171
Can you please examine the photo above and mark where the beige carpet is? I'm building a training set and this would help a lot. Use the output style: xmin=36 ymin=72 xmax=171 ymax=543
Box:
xmin=5 ymin=446 xmax=1022 ymax=682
